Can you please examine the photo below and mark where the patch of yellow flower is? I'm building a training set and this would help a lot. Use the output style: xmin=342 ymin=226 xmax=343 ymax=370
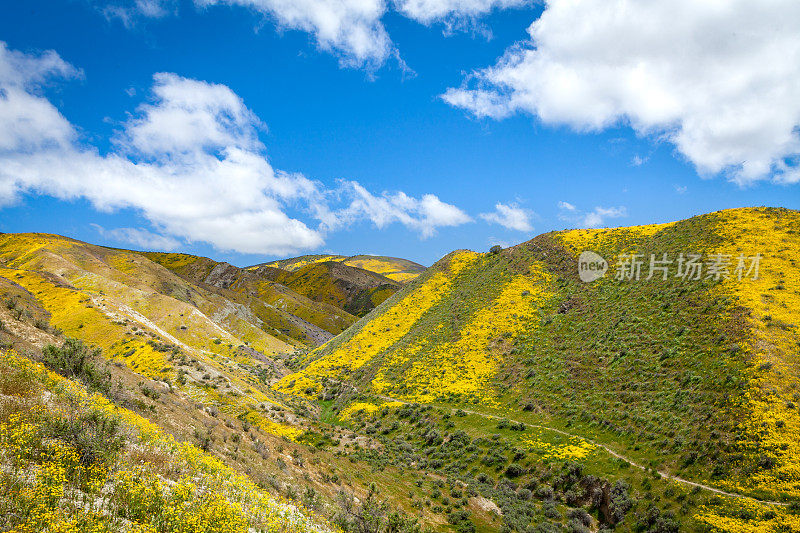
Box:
xmin=372 ymin=262 xmax=553 ymax=404
xmin=242 ymin=411 xmax=304 ymax=441
xmin=341 ymin=257 xmax=421 ymax=281
xmin=264 ymin=255 xmax=345 ymax=271
xmin=141 ymin=251 xmax=207 ymax=273
xmin=384 ymin=272 xmax=421 ymax=283
xmin=522 ymin=434 xmax=596 ymax=461
xmin=0 ymin=265 xmax=170 ymax=381
xmin=1 ymin=267 xmax=125 ymax=347
xmin=115 ymin=339 xmax=172 ymax=378
xmin=339 ymin=401 xmax=404 ymax=420
xmin=694 ymin=499 xmax=800 ymax=533
xmin=557 ymin=221 xmax=676 ymax=253
xmin=710 ymin=208 xmax=800 ymax=499
xmin=0 ymin=350 xmax=332 ymax=533
xmin=275 ymin=251 xmax=478 ymax=398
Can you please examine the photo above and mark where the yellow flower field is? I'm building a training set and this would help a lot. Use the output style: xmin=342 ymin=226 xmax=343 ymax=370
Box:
xmin=275 ymin=251 xmax=477 ymax=398
xmin=372 ymin=263 xmax=553 ymax=404
xmin=0 ymin=350 xmax=331 ymax=533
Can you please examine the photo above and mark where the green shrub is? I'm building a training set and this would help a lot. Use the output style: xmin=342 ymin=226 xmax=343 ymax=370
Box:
xmin=41 ymin=338 xmax=112 ymax=395
xmin=505 ymin=463 xmax=524 ymax=477
xmin=42 ymin=407 xmax=125 ymax=466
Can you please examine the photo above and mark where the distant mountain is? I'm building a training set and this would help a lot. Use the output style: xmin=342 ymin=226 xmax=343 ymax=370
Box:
xmin=143 ymin=251 xmax=356 ymax=344
xmin=253 ymin=261 xmax=400 ymax=317
xmin=255 ymin=254 xmax=426 ymax=283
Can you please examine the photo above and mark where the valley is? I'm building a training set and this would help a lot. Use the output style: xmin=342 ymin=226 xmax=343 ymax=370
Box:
xmin=1 ymin=207 xmax=799 ymax=532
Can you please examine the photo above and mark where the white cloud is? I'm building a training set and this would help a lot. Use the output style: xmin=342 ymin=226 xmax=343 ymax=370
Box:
xmin=91 ymin=224 xmax=181 ymax=250
xmin=631 ymin=155 xmax=647 ymax=167
xmin=102 ymin=0 xmax=531 ymax=67
xmin=0 ymin=42 xmax=81 ymax=153
xmin=583 ymin=206 xmax=626 ymax=228
xmin=558 ymin=202 xmax=626 ymax=229
xmin=0 ymin=42 xmax=471 ymax=255
xmin=675 ymin=185 xmax=687 ymax=195
xmin=116 ymin=72 xmax=265 ymax=157
xmin=102 ymin=0 xmax=176 ymax=27
xmin=394 ymin=0 xmax=527 ymax=26
xmin=195 ymin=0 xmax=393 ymax=67
xmin=343 ymin=182 xmax=471 ymax=238
xmin=479 ymin=202 xmax=533 ymax=232
xmin=443 ymin=0 xmax=800 ymax=185
xmin=487 ymin=237 xmax=512 ymax=248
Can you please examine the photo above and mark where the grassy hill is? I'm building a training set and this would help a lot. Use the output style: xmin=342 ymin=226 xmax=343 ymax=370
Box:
xmin=0 ymin=233 xmax=447 ymax=532
xmin=257 ymin=254 xmax=427 ymax=284
xmin=276 ymin=207 xmax=800 ymax=531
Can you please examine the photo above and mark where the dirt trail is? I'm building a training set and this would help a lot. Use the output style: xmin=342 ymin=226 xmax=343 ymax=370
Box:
xmin=375 ymin=394 xmax=788 ymax=507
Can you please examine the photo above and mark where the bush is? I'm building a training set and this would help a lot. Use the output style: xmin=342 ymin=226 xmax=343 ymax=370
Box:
xmin=543 ymin=502 xmax=560 ymax=519
xmin=41 ymin=338 xmax=112 ymax=395
xmin=505 ymin=463 xmax=524 ymax=477
xmin=567 ymin=519 xmax=590 ymax=533
xmin=42 ymin=407 xmax=125 ymax=466
xmin=609 ymin=480 xmax=633 ymax=524
xmin=0 ymin=359 xmax=40 ymax=396
xmin=568 ymin=508 xmax=592 ymax=527
xmin=489 ymin=245 xmax=503 ymax=255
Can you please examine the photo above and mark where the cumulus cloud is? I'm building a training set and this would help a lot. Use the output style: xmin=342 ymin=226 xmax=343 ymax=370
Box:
xmin=0 ymin=42 xmax=469 ymax=255
xmin=0 ymin=43 xmax=82 ymax=153
xmin=91 ymin=224 xmax=181 ymax=250
xmin=195 ymin=0 xmax=392 ymax=67
xmin=394 ymin=0 xmax=527 ymax=26
xmin=342 ymin=182 xmax=472 ymax=238
xmin=102 ymin=0 xmax=177 ymax=26
xmin=116 ymin=72 xmax=265 ymax=157
xmin=558 ymin=202 xmax=626 ymax=229
xmin=479 ymin=202 xmax=533 ymax=232
xmin=443 ymin=0 xmax=800 ymax=185
xmin=103 ymin=0 xmax=531 ymax=66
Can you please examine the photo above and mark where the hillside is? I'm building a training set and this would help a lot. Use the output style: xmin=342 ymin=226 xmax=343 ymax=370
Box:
xmin=259 ymin=261 xmax=401 ymax=317
xmin=277 ymin=207 xmax=800 ymax=531
xmin=0 ymin=236 xmax=452 ymax=531
xmin=3 ymin=209 xmax=799 ymax=533
xmin=257 ymin=254 xmax=427 ymax=284
xmin=142 ymin=251 xmax=357 ymax=343
xmin=0 ymin=234 xmax=450 ymax=532
xmin=0 ymin=349 xmax=330 ymax=533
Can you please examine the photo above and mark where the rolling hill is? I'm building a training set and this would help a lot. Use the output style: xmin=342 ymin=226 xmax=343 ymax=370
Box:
xmin=276 ymin=207 xmax=800 ymax=531
xmin=2 ymin=208 xmax=799 ymax=533
xmin=256 ymin=254 xmax=427 ymax=284
xmin=258 ymin=260 xmax=402 ymax=317
xmin=142 ymin=251 xmax=357 ymax=344
xmin=0 ymin=233 xmax=441 ymax=532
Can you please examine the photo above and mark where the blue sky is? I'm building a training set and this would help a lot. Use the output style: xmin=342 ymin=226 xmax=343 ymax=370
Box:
xmin=0 ymin=0 xmax=798 ymax=267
